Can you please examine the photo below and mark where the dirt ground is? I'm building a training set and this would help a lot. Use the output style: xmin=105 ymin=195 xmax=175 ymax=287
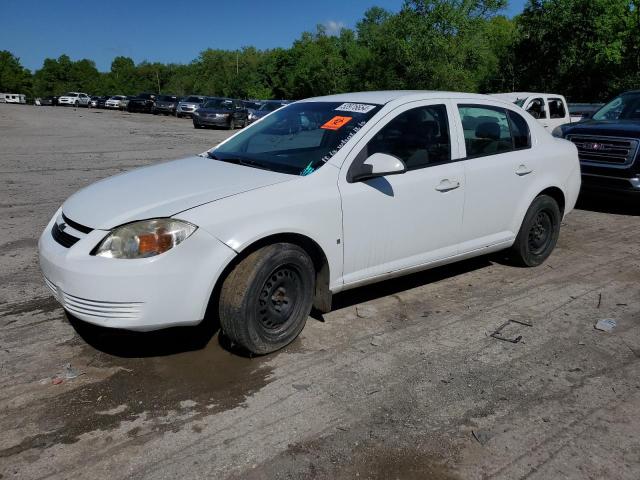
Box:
xmin=1 ymin=104 xmax=639 ymax=480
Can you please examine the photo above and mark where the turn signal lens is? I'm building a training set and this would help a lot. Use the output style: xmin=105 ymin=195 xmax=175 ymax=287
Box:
xmin=95 ymin=218 xmax=197 ymax=259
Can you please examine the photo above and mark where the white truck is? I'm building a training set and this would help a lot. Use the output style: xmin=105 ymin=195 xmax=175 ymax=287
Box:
xmin=491 ymin=92 xmax=572 ymax=132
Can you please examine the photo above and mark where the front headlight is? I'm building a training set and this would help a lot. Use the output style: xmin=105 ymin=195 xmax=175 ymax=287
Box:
xmin=95 ymin=218 xmax=197 ymax=259
xmin=552 ymin=125 xmax=564 ymax=138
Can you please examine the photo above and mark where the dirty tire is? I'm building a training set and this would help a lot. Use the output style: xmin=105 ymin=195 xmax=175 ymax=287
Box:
xmin=510 ymin=194 xmax=561 ymax=267
xmin=227 ymin=117 xmax=235 ymax=130
xmin=219 ymin=243 xmax=315 ymax=354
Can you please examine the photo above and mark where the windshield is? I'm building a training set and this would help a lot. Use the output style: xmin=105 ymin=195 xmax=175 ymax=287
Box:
xmin=592 ymin=93 xmax=640 ymax=121
xmin=184 ymin=96 xmax=204 ymax=103
xmin=63 ymin=92 xmax=76 ymax=97
xmin=211 ymin=101 xmax=381 ymax=176
xmin=244 ymin=101 xmax=261 ymax=109
xmin=260 ymin=102 xmax=286 ymax=112
xmin=204 ymin=99 xmax=233 ymax=109
xmin=157 ymin=95 xmax=176 ymax=102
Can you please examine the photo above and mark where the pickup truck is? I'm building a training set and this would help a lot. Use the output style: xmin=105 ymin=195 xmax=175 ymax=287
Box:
xmin=491 ymin=92 xmax=571 ymax=132
xmin=554 ymin=90 xmax=640 ymax=196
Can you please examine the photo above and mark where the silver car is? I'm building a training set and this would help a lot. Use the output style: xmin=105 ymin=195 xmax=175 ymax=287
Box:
xmin=176 ymin=95 xmax=207 ymax=118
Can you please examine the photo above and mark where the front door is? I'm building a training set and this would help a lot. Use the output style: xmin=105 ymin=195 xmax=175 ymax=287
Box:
xmin=339 ymin=101 xmax=465 ymax=287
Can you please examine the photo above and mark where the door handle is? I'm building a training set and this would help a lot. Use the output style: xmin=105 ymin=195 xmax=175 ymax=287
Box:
xmin=435 ymin=179 xmax=461 ymax=192
xmin=515 ymin=165 xmax=533 ymax=176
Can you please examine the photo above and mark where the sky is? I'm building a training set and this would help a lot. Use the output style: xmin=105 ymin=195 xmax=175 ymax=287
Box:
xmin=1 ymin=0 xmax=528 ymax=72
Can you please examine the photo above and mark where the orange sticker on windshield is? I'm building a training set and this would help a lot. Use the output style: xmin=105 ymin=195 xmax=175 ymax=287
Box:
xmin=321 ymin=116 xmax=353 ymax=130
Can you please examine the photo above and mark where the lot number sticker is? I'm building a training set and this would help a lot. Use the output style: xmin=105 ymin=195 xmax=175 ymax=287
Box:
xmin=321 ymin=116 xmax=353 ymax=130
xmin=335 ymin=103 xmax=376 ymax=114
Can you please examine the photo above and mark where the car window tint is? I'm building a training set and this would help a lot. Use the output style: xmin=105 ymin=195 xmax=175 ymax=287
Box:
xmin=364 ymin=104 xmax=451 ymax=170
xmin=507 ymin=110 xmax=531 ymax=149
xmin=458 ymin=105 xmax=513 ymax=158
xmin=548 ymin=98 xmax=566 ymax=119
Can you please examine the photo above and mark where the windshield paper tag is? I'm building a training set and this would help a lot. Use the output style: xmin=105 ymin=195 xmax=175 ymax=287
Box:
xmin=321 ymin=116 xmax=353 ymax=130
xmin=335 ymin=103 xmax=376 ymax=114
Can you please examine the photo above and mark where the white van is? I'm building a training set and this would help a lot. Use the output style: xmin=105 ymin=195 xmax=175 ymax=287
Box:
xmin=491 ymin=93 xmax=571 ymax=132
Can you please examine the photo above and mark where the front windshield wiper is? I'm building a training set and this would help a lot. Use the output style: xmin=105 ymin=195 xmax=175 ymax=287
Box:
xmin=207 ymin=152 xmax=276 ymax=172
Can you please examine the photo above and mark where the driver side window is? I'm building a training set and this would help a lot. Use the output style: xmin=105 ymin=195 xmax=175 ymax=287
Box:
xmin=362 ymin=104 xmax=451 ymax=171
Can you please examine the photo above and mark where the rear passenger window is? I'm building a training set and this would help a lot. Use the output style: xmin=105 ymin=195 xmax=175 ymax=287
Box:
xmin=548 ymin=98 xmax=566 ymax=119
xmin=507 ymin=110 xmax=531 ymax=149
xmin=458 ymin=105 xmax=513 ymax=158
xmin=364 ymin=104 xmax=451 ymax=170
xmin=458 ymin=105 xmax=531 ymax=157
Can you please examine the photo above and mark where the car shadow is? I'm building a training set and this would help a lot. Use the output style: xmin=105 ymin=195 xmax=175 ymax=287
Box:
xmin=575 ymin=191 xmax=640 ymax=216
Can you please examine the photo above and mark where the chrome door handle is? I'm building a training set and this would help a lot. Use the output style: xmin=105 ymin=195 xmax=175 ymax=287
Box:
xmin=515 ymin=165 xmax=533 ymax=176
xmin=435 ymin=179 xmax=461 ymax=192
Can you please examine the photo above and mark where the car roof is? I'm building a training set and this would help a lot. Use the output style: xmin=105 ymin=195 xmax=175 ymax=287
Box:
xmin=300 ymin=90 xmax=509 ymax=105
xmin=491 ymin=92 xmax=565 ymax=102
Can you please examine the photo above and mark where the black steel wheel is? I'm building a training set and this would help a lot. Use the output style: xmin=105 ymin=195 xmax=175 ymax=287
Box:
xmin=510 ymin=194 xmax=561 ymax=267
xmin=219 ymin=243 xmax=315 ymax=354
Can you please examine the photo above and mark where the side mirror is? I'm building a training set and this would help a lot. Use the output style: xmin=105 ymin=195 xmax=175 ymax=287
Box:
xmin=350 ymin=153 xmax=407 ymax=183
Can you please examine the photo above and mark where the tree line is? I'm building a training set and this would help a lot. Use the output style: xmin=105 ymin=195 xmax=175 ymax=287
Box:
xmin=1 ymin=0 xmax=639 ymax=103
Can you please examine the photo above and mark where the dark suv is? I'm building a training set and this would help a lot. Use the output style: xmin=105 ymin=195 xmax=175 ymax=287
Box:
xmin=127 ymin=93 xmax=156 ymax=113
xmin=557 ymin=91 xmax=640 ymax=195
xmin=153 ymin=95 xmax=181 ymax=115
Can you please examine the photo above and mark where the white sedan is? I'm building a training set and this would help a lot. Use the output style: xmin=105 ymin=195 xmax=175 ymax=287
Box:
xmin=39 ymin=91 xmax=581 ymax=354
xmin=105 ymin=96 xmax=126 ymax=109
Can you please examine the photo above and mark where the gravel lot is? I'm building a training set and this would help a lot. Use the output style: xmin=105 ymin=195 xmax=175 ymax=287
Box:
xmin=1 ymin=104 xmax=639 ymax=480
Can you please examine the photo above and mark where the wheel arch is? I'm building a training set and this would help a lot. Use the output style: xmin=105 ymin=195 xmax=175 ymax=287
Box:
xmin=537 ymin=186 xmax=566 ymax=216
xmin=208 ymin=232 xmax=332 ymax=318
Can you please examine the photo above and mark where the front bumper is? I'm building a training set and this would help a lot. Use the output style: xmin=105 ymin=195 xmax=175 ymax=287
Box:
xmin=581 ymin=173 xmax=640 ymax=195
xmin=38 ymin=212 xmax=237 ymax=331
xmin=194 ymin=114 xmax=230 ymax=126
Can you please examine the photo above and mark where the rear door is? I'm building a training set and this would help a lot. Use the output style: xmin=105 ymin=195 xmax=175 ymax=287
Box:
xmin=455 ymin=103 xmax=536 ymax=252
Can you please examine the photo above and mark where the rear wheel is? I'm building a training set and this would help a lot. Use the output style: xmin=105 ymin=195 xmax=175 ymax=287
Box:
xmin=227 ymin=117 xmax=235 ymax=130
xmin=510 ymin=195 xmax=561 ymax=267
xmin=219 ymin=243 xmax=315 ymax=355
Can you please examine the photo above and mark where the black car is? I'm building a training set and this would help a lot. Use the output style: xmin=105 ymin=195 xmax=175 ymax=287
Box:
xmin=192 ymin=98 xmax=248 ymax=129
xmin=557 ymin=90 xmax=640 ymax=195
xmin=39 ymin=96 xmax=58 ymax=106
xmin=127 ymin=93 xmax=156 ymax=113
xmin=153 ymin=95 xmax=181 ymax=115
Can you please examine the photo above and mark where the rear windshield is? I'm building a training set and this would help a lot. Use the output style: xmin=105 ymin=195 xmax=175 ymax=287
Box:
xmin=212 ymin=101 xmax=381 ymax=176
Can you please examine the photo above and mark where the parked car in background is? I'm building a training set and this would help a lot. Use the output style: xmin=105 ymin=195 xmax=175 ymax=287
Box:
xmin=127 ymin=93 xmax=157 ymax=113
xmin=153 ymin=95 xmax=181 ymax=115
xmin=176 ymin=95 xmax=207 ymax=117
xmin=193 ymin=98 xmax=248 ymax=129
xmin=555 ymin=90 xmax=640 ymax=196
xmin=39 ymin=91 xmax=580 ymax=355
xmin=568 ymin=103 xmax=604 ymax=123
xmin=247 ymin=100 xmax=290 ymax=123
xmin=105 ymin=96 xmax=126 ymax=109
xmin=491 ymin=93 xmax=572 ymax=132
xmin=119 ymin=96 xmax=134 ymax=111
xmin=57 ymin=92 xmax=91 ymax=107
xmin=89 ymin=96 xmax=109 ymax=108
xmin=39 ymin=96 xmax=58 ymax=106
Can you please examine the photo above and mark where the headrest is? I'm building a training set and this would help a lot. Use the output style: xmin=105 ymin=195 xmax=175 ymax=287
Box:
xmin=475 ymin=121 xmax=501 ymax=141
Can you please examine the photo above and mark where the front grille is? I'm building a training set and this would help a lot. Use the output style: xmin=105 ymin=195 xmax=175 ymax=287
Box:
xmin=51 ymin=223 xmax=79 ymax=248
xmin=567 ymin=135 xmax=639 ymax=166
xmin=61 ymin=213 xmax=93 ymax=234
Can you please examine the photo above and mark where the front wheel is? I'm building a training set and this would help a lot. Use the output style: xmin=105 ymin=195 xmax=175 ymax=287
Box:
xmin=510 ymin=195 xmax=561 ymax=267
xmin=219 ymin=243 xmax=315 ymax=355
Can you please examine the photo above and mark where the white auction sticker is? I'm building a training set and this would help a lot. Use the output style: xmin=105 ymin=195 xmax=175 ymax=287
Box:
xmin=335 ymin=103 xmax=376 ymax=114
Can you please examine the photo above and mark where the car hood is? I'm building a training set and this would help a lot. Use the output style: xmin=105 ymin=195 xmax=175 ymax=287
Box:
xmin=62 ymin=155 xmax=294 ymax=230
xmin=565 ymin=119 xmax=640 ymax=138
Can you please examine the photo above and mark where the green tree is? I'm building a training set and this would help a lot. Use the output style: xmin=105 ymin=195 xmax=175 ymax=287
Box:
xmin=0 ymin=51 xmax=31 ymax=94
